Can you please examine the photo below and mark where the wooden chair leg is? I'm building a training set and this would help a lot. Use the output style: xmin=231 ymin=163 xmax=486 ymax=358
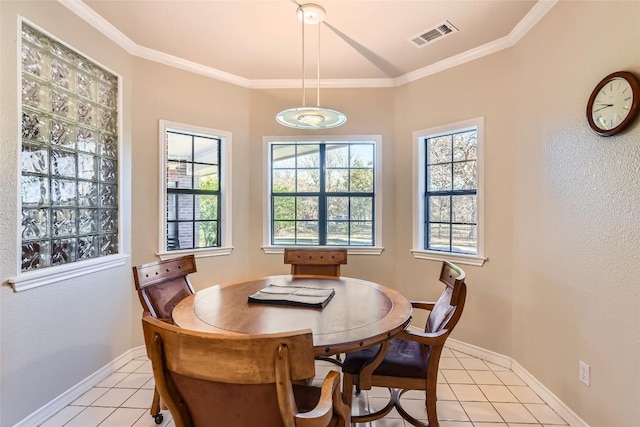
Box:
xmin=425 ymin=381 xmax=438 ymax=427
xmin=342 ymin=372 xmax=354 ymax=408
xmin=150 ymin=387 xmax=160 ymax=416
xmin=150 ymin=387 xmax=164 ymax=424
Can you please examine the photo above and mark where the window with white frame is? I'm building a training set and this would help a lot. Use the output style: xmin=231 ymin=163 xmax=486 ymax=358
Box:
xmin=413 ymin=118 xmax=485 ymax=266
xmin=159 ymin=121 xmax=232 ymax=258
xmin=20 ymin=23 xmax=119 ymax=272
xmin=264 ymin=136 xmax=383 ymax=254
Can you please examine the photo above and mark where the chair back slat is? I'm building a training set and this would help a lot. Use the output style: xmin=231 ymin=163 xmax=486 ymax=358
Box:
xmin=284 ymin=248 xmax=347 ymax=278
xmin=142 ymin=316 xmax=317 ymax=427
xmin=426 ymin=261 xmax=467 ymax=334
xmin=132 ymin=255 xmax=196 ymax=319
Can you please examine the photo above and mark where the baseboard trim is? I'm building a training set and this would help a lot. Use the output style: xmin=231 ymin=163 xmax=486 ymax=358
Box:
xmin=511 ymin=359 xmax=589 ymax=427
xmin=17 ymin=339 xmax=589 ymax=427
xmin=14 ymin=346 xmax=146 ymax=427
xmin=445 ymin=335 xmax=589 ymax=427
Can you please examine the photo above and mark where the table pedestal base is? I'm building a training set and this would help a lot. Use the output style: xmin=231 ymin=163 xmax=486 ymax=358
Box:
xmin=350 ymin=388 xmax=432 ymax=427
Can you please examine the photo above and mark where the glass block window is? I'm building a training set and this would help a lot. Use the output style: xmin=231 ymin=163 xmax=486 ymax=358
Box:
xmin=20 ymin=23 xmax=118 ymax=271
xmin=269 ymin=140 xmax=376 ymax=246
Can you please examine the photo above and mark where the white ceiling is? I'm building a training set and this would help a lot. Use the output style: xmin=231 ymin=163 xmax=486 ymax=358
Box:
xmin=68 ymin=0 xmax=555 ymax=87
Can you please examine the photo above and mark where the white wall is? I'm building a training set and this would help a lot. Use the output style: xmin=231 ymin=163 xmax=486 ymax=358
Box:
xmin=1 ymin=1 xmax=639 ymax=426
xmin=0 ymin=2 xmax=133 ymax=426
xmin=510 ymin=2 xmax=640 ymax=425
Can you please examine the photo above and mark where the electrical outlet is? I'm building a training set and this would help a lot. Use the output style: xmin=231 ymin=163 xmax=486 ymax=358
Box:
xmin=579 ymin=360 xmax=590 ymax=386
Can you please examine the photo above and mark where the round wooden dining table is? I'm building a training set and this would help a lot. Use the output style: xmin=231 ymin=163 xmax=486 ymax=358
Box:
xmin=172 ymin=275 xmax=413 ymax=357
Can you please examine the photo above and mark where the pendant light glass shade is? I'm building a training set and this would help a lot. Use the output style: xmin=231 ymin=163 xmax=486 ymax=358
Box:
xmin=276 ymin=3 xmax=347 ymax=129
xmin=276 ymin=106 xmax=346 ymax=129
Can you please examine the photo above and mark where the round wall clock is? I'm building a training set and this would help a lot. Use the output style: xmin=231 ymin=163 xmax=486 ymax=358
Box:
xmin=586 ymin=71 xmax=640 ymax=137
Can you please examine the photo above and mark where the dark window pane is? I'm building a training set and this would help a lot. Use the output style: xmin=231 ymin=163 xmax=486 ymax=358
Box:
xmin=350 ymin=221 xmax=373 ymax=245
xmin=297 ymin=169 xmax=320 ymax=192
xmin=327 ymin=197 xmax=348 ymax=220
xmin=177 ymin=222 xmax=194 ymax=249
xmin=296 ymin=197 xmax=318 ymax=220
xmin=350 ymin=144 xmax=374 ymax=167
xmin=193 ymin=136 xmax=219 ymax=164
xmin=427 ymin=135 xmax=452 ymax=164
xmin=195 ymin=165 xmax=219 ymax=190
xmin=273 ymin=220 xmax=296 ymax=245
xmin=296 ymin=145 xmax=320 ymax=168
xmin=196 ymin=195 xmax=218 ymax=220
xmin=453 ymin=161 xmax=476 ymax=190
xmin=273 ymin=145 xmax=296 ymax=168
xmin=453 ymin=130 xmax=477 ymax=161
xmin=327 ymin=221 xmax=348 ymax=245
xmin=167 ymin=132 xmax=192 ymax=162
xmin=326 ymin=144 xmax=348 ymax=167
xmin=451 ymin=224 xmax=477 ymax=254
xmin=429 ymin=196 xmax=450 ymax=223
xmin=429 ymin=223 xmax=450 ymax=251
xmin=296 ymin=221 xmax=318 ymax=245
xmin=168 ymin=161 xmax=193 ymax=189
xmin=167 ymin=194 xmax=177 ymax=220
xmin=427 ymin=164 xmax=452 ymax=191
xmin=274 ymin=197 xmax=295 ymax=220
xmin=177 ymin=194 xmax=194 ymax=220
xmin=452 ymin=195 xmax=476 ymax=224
xmin=349 ymin=169 xmax=373 ymax=192
xmin=326 ymin=169 xmax=348 ymax=192
xmin=272 ymin=169 xmax=296 ymax=192
xmin=350 ymin=197 xmax=372 ymax=220
xmin=197 ymin=221 xmax=218 ymax=247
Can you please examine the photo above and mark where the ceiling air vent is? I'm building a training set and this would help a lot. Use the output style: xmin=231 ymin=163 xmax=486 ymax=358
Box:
xmin=408 ymin=21 xmax=458 ymax=48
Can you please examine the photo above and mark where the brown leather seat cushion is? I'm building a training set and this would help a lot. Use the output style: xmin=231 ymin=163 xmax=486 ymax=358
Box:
xmin=342 ymin=338 xmax=428 ymax=379
xmin=171 ymin=373 xmax=338 ymax=426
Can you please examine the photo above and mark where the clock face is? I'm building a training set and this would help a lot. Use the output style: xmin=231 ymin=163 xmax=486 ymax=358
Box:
xmin=591 ymin=77 xmax=633 ymax=131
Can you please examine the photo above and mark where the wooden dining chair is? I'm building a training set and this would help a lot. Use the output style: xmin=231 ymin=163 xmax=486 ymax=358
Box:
xmin=132 ymin=254 xmax=197 ymax=424
xmin=284 ymin=248 xmax=347 ymax=278
xmin=341 ymin=261 xmax=467 ymax=427
xmin=142 ymin=315 xmax=351 ymax=427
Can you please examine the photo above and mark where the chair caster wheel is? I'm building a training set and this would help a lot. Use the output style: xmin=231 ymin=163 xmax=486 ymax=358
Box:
xmin=154 ymin=413 xmax=164 ymax=424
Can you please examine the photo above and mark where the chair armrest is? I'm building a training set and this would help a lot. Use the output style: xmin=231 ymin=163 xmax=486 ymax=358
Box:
xmin=411 ymin=301 xmax=436 ymax=311
xmin=396 ymin=328 xmax=449 ymax=346
xmin=296 ymin=370 xmax=350 ymax=427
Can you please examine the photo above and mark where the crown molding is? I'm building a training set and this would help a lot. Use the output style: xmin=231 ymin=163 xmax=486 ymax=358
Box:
xmin=57 ymin=0 xmax=558 ymax=89
xmin=393 ymin=0 xmax=558 ymax=87
xmin=57 ymin=0 xmax=137 ymax=54
xmin=250 ymin=78 xmax=395 ymax=89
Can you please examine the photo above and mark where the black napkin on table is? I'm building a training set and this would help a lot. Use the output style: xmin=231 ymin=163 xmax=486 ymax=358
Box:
xmin=248 ymin=284 xmax=335 ymax=308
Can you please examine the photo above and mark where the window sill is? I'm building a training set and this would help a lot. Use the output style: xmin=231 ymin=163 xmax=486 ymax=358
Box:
xmin=411 ymin=249 xmax=486 ymax=266
xmin=8 ymin=254 xmax=129 ymax=292
xmin=262 ymin=246 xmax=384 ymax=255
xmin=157 ymin=246 xmax=234 ymax=260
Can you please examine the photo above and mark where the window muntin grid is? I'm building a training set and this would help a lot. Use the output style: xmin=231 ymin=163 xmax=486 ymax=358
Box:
xmin=424 ymin=129 xmax=478 ymax=254
xmin=20 ymin=23 xmax=119 ymax=271
xmin=166 ymin=130 xmax=221 ymax=250
xmin=270 ymin=142 xmax=375 ymax=246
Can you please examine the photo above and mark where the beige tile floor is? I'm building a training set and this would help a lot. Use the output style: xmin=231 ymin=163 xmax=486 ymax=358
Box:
xmin=39 ymin=347 xmax=569 ymax=427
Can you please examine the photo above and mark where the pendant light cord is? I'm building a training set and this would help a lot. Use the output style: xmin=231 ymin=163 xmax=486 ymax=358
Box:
xmin=317 ymin=22 xmax=320 ymax=107
xmin=301 ymin=13 xmax=306 ymax=107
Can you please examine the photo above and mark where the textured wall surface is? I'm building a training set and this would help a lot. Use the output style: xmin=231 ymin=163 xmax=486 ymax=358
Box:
xmin=1 ymin=1 xmax=638 ymax=426
xmin=0 ymin=2 xmax=134 ymax=426
xmin=510 ymin=2 xmax=640 ymax=425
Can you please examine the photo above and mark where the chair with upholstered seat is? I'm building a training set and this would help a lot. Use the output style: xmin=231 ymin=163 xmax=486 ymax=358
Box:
xmin=142 ymin=315 xmax=351 ymax=427
xmin=132 ymin=254 xmax=197 ymax=424
xmin=284 ymin=248 xmax=347 ymax=279
xmin=341 ymin=261 xmax=467 ymax=427
xmin=284 ymin=248 xmax=348 ymax=366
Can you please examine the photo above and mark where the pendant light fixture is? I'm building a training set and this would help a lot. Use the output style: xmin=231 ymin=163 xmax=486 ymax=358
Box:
xmin=276 ymin=3 xmax=347 ymax=129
